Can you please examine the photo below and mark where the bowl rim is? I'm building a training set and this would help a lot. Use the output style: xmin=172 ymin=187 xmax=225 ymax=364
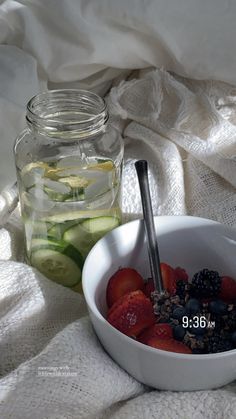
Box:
xmin=82 ymin=215 xmax=236 ymax=359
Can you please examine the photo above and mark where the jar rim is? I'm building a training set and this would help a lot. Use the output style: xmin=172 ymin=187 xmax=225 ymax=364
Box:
xmin=26 ymin=89 xmax=108 ymax=138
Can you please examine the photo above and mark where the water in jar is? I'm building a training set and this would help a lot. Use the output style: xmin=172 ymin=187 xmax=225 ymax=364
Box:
xmin=18 ymin=154 xmax=122 ymax=291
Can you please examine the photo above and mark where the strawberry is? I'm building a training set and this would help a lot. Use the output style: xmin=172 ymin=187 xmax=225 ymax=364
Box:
xmin=144 ymin=263 xmax=176 ymax=298
xmin=147 ymin=337 xmax=192 ymax=354
xmin=138 ymin=323 xmax=173 ymax=344
xmin=144 ymin=278 xmax=155 ymax=299
xmin=175 ymin=267 xmax=188 ymax=282
xmin=106 ymin=268 xmax=144 ymax=308
xmin=161 ymin=263 xmax=176 ymax=295
xmin=219 ymin=276 xmax=236 ymax=302
xmin=107 ymin=290 xmax=156 ymax=337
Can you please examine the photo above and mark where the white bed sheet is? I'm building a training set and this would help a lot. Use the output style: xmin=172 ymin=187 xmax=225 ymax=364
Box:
xmin=1 ymin=0 xmax=236 ymax=190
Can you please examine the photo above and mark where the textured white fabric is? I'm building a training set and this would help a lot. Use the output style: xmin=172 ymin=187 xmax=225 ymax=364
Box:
xmin=108 ymin=69 xmax=236 ymax=226
xmin=0 ymin=209 xmax=236 ymax=419
xmin=1 ymin=0 xmax=236 ymax=417
xmin=2 ymin=0 xmax=236 ymax=189
xmin=2 ymin=0 xmax=236 ymax=85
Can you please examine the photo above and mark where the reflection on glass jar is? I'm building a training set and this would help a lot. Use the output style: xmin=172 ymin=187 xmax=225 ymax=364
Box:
xmin=14 ymin=90 xmax=123 ymax=291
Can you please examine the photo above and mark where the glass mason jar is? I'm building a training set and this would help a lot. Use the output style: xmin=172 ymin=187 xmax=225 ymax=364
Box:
xmin=14 ymin=89 xmax=123 ymax=292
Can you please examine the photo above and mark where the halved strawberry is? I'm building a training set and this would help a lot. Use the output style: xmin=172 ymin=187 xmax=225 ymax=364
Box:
xmin=219 ymin=276 xmax=236 ymax=302
xmin=147 ymin=337 xmax=192 ymax=354
xmin=106 ymin=268 xmax=144 ymax=308
xmin=138 ymin=323 xmax=173 ymax=344
xmin=175 ymin=267 xmax=188 ymax=282
xmin=144 ymin=264 xmax=176 ymax=298
xmin=107 ymin=290 xmax=155 ymax=337
xmin=144 ymin=278 xmax=155 ymax=299
xmin=161 ymin=263 xmax=176 ymax=295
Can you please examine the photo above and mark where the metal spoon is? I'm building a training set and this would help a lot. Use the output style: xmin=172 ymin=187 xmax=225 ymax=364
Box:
xmin=135 ymin=160 xmax=164 ymax=294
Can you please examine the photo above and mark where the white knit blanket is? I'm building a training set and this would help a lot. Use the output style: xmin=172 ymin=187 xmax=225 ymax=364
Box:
xmin=1 ymin=68 xmax=236 ymax=418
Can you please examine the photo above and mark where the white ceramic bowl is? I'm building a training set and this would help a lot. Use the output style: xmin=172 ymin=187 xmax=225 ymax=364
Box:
xmin=82 ymin=216 xmax=236 ymax=391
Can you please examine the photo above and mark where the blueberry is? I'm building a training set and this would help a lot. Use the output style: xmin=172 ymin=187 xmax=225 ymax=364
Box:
xmin=186 ymin=298 xmax=201 ymax=315
xmin=209 ymin=300 xmax=228 ymax=315
xmin=172 ymin=307 xmax=187 ymax=320
xmin=173 ymin=325 xmax=186 ymax=341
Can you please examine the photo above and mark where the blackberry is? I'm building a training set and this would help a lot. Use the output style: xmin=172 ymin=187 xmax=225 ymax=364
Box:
xmin=191 ymin=269 xmax=221 ymax=298
xmin=192 ymin=348 xmax=206 ymax=354
xmin=209 ymin=304 xmax=235 ymax=333
xmin=231 ymin=331 xmax=236 ymax=346
xmin=207 ymin=334 xmax=234 ymax=353
xmin=209 ymin=300 xmax=227 ymax=315
xmin=209 ymin=313 xmax=225 ymax=333
xmin=227 ymin=309 xmax=236 ymax=332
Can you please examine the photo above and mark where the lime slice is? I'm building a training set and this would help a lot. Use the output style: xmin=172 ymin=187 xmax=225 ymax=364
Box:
xmin=90 ymin=161 xmax=114 ymax=171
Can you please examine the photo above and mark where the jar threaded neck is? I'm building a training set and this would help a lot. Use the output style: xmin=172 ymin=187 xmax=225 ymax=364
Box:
xmin=26 ymin=89 xmax=108 ymax=139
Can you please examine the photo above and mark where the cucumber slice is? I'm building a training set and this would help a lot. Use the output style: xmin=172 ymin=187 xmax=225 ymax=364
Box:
xmin=81 ymin=216 xmax=120 ymax=234
xmin=43 ymin=178 xmax=71 ymax=201
xmin=64 ymin=226 xmax=92 ymax=258
xmin=64 ymin=193 xmax=85 ymax=202
xmin=25 ymin=220 xmax=53 ymax=237
xmin=58 ymin=176 xmax=90 ymax=189
xmin=44 ymin=187 xmax=70 ymax=202
xmin=47 ymin=220 xmax=82 ymax=239
xmin=43 ymin=207 xmax=121 ymax=223
xmin=31 ymin=237 xmax=62 ymax=250
xmin=44 ymin=178 xmax=71 ymax=193
xmin=63 ymin=216 xmax=120 ymax=257
xmin=31 ymin=243 xmax=83 ymax=287
xmin=43 ymin=212 xmax=82 ymax=223
xmin=58 ymin=176 xmax=88 ymax=201
xmin=70 ymin=281 xmax=83 ymax=294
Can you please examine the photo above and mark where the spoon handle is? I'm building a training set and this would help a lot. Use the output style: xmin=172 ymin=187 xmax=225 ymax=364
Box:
xmin=135 ymin=160 xmax=164 ymax=294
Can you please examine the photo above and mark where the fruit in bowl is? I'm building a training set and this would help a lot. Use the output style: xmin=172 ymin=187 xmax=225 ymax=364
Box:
xmin=106 ymin=265 xmax=236 ymax=354
xmin=82 ymin=216 xmax=236 ymax=391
